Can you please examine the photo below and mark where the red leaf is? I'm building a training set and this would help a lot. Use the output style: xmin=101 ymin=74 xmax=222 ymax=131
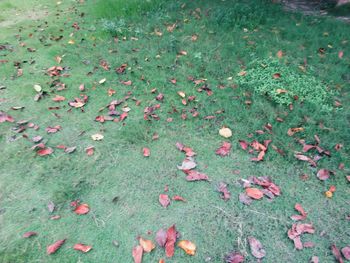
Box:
xmin=303 ymin=144 xmax=315 ymax=152
xmin=291 ymin=203 xmax=307 ymax=221
xmin=293 ymin=236 xmax=303 ymax=250
xmin=215 ymin=142 xmax=231 ymax=157
xmin=331 ymin=244 xmax=344 ymax=263
xmin=248 ymin=237 xmax=266 ymax=259
xmin=85 ymin=146 xmax=94 ymax=156
xmin=172 ymin=195 xmax=186 ymax=202
xmin=338 ymin=51 xmax=344 ymax=59
xmin=23 ymin=231 xmax=37 ymax=238
xmin=155 ymin=229 xmax=167 ymax=247
xmin=74 ymin=204 xmax=90 ymax=215
xmin=184 ymin=170 xmax=209 ymax=181
xmin=310 ymin=256 xmax=319 ymax=263
xmin=317 ymin=169 xmax=330 ymax=181
xmin=224 ymin=251 xmax=245 ymax=263
xmin=239 ymin=140 xmax=248 ymax=150
xmin=245 ymin=188 xmax=264 ymax=200
xmin=143 ymin=147 xmax=150 ymax=157
xmin=120 ymin=112 xmax=128 ymax=121
xmin=341 ymin=246 xmax=350 ymax=260
xmin=52 ymin=95 xmax=66 ymax=102
xmin=159 ymin=194 xmax=170 ymax=208
xmin=47 ymin=239 xmax=66 ymax=255
xmin=294 ymin=153 xmax=317 ymax=167
xmin=132 ymin=245 xmax=143 ymax=263
xmin=73 ymin=243 xmax=92 ymax=253
xmin=37 ymin=147 xmax=53 ymax=156
xmin=165 ymin=225 xmax=177 ymax=258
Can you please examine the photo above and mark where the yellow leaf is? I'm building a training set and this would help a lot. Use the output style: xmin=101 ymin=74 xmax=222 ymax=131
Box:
xmin=99 ymin=78 xmax=106 ymax=84
xmin=68 ymin=39 xmax=75 ymax=45
xmin=219 ymin=127 xmax=232 ymax=138
xmin=91 ymin=134 xmax=104 ymax=141
xmin=178 ymin=240 xmax=196 ymax=256
xmin=139 ymin=238 xmax=155 ymax=253
xmin=177 ymin=91 xmax=186 ymax=98
xmin=33 ymin=84 xmax=42 ymax=92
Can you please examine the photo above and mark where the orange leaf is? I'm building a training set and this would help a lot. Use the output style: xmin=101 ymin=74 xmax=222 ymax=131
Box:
xmin=73 ymin=243 xmax=92 ymax=253
xmin=178 ymin=240 xmax=196 ymax=256
xmin=37 ymin=147 xmax=53 ymax=156
xmin=245 ymin=188 xmax=264 ymax=200
xmin=139 ymin=237 xmax=155 ymax=253
xmin=132 ymin=245 xmax=143 ymax=263
xmin=47 ymin=239 xmax=66 ymax=255
xmin=74 ymin=204 xmax=90 ymax=215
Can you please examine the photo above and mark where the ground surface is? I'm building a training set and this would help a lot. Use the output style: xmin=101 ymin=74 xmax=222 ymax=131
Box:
xmin=0 ymin=0 xmax=349 ymax=262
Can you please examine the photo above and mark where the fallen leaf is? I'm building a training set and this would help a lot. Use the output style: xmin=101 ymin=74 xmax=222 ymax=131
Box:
xmin=155 ymin=229 xmax=167 ymax=247
xmin=48 ymin=201 xmax=55 ymax=213
xmin=165 ymin=225 xmax=177 ymax=258
xmin=74 ymin=204 xmax=90 ymax=215
xmin=85 ymin=146 xmax=94 ymax=156
xmin=248 ymin=237 xmax=266 ymax=259
xmin=132 ymin=245 xmax=143 ymax=263
xmin=47 ymin=239 xmax=66 ymax=255
xmin=215 ymin=142 xmax=231 ymax=157
xmin=224 ymin=251 xmax=245 ymax=263
xmin=310 ymin=256 xmax=319 ymax=263
xmin=159 ymin=194 xmax=170 ymax=208
xmin=23 ymin=231 xmax=37 ymax=238
xmin=91 ymin=133 xmax=104 ymax=141
xmin=73 ymin=243 xmax=92 ymax=253
xmin=245 ymin=188 xmax=264 ymax=200
xmin=238 ymin=140 xmax=248 ymax=150
xmin=218 ymin=182 xmax=231 ymax=201
xmin=239 ymin=193 xmax=253 ymax=205
xmin=290 ymin=203 xmax=307 ymax=221
xmin=65 ymin=146 xmax=76 ymax=154
xmin=184 ymin=170 xmax=209 ymax=181
xmin=317 ymin=169 xmax=330 ymax=181
xmin=219 ymin=127 xmax=232 ymax=138
xmin=178 ymin=240 xmax=196 ymax=256
xmin=52 ymin=95 xmax=66 ymax=102
xmin=37 ymin=147 xmax=53 ymax=156
xmin=143 ymin=147 xmax=150 ymax=157
xmin=341 ymin=246 xmax=350 ymax=260
xmin=177 ymin=157 xmax=196 ymax=170
xmin=172 ymin=195 xmax=186 ymax=202
xmin=139 ymin=237 xmax=155 ymax=253
xmin=331 ymin=244 xmax=344 ymax=263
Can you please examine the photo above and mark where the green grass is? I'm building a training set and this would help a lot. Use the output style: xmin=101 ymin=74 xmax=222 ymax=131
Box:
xmin=0 ymin=0 xmax=350 ymax=262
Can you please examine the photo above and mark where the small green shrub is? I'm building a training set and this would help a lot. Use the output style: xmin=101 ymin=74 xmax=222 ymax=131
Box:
xmin=236 ymin=58 xmax=334 ymax=111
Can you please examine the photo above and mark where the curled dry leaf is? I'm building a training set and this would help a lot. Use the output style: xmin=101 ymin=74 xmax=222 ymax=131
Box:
xmin=218 ymin=182 xmax=231 ymax=201
xmin=132 ymin=245 xmax=143 ymax=263
xmin=224 ymin=251 xmax=245 ymax=263
xmin=219 ymin=127 xmax=232 ymax=138
xmin=178 ymin=240 xmax=196 ymax=256
xmin=239 ymin=193 xmax=253 ymax=205
xmin=331 ymin=244 xmax=344 ymax=263
xmin=165 ymin=225 xmax=177 ymax=258
xmin=290 ymin=203 xmax=307 ymax=221
xmin=74 ymin=204 xmax=90 ymax=215
xmin=159 ymin=194 xmax=170 ymax=208
xmin=248 ymin=237 xmax=266 ymax=259
xmin=47 ymin=239 xmax=66 ymax=255
xmin=23 ymin=231 xmax=37 ymax=238
xmin=139 ymin=237 xmax=155 ymax=253
xmin=215 ymin=142 xmax=231 ymax=157
xmin=73 ymin=243 xmax=92 ymax=253
xmin=317 ymin=169 xmax=330 ymax=181
xmin=341 ymin=246 xmax=350 ymax=260
xmin=143 ymin=147 xmax=150 ymax=157
xmin=184 ymin=170 xmax=209 ymax=181
xmin=245 ymin=188 xmax=264 ymax=200
xmin=155 ymin=229 xmax=167 ymax=247
xmin=238 ymin=140 xmax=248 ymax=150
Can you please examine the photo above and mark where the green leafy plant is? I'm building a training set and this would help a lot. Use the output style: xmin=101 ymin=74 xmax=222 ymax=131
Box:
xmin=237 ymin=58 xmax=334 ymax=111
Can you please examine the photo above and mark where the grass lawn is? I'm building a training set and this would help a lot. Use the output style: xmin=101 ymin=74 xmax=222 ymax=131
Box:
xmin=0 ymin=0 xmax=349 ymax=262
